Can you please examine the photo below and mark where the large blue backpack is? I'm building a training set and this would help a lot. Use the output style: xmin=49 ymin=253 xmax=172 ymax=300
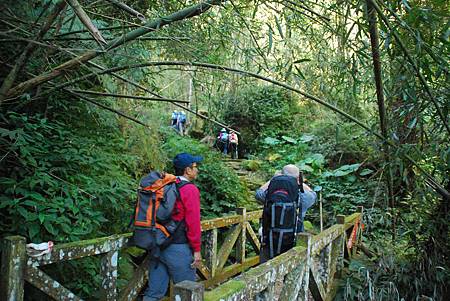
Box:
xmin=262 ymin=175 xmax=300 ymax=258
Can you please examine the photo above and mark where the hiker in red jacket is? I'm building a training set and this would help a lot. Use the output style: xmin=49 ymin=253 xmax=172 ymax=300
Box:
xmin=144 ymin=153 xmax=203 ymax=301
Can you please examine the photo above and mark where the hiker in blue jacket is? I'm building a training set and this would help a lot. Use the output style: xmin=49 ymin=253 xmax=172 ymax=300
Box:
xmin=171 ymin=110 xmax=178 ymax=128
xmin=217 ymin=128 xmax=229 ymax=155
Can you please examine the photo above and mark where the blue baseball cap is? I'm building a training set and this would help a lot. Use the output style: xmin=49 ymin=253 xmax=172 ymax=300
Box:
xmin=173 ymin=153 xmax=203 ymax=170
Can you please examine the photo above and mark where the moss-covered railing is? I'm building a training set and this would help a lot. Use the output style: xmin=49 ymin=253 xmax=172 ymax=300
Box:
xmin=0 ymin=207 xmax=262 ymax=301
xmin=173 ymin=207 xmax=364 ymax=301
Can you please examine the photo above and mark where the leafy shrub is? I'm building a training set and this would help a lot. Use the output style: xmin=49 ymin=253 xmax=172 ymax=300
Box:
xmin=221 ymin=86 xmax=300 ymax=154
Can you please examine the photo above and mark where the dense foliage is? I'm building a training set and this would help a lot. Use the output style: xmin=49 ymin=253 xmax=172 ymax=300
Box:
xmin=221 ymin=86 xmax=300 ymax=154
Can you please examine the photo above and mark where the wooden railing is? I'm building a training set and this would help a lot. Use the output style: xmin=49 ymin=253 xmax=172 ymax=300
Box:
xmin=172 ymin=207 xmax=364 ymax=301
xmin=0 ymin=207 xmax=262 ymax=301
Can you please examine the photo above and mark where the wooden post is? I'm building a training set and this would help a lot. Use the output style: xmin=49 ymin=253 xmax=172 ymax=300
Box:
xmin=204 ymin=228 xmax=218 ymax=279
xmin=336 ymin=214 xmax=346 ymax=276
xmin=235 ymin=207 xmax=246 ymax=265
xmin=297 ymin=233 xmax=312 ymax=301
xmin=100 ymin=250 xmax=118 ymax=301
xmin=319 ymin=192 xmax=323 ymax=232
xmin=0 ymin=236 xmax=26 ymax=301
xmin=336 ymin=215 xmax=345 ymax=225
xmin=172 ymin=280 xmax=204 ymax=301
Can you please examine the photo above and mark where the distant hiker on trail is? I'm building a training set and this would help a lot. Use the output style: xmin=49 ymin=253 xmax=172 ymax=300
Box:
xmin=177 ymin=111 xmax=187 ymax=135
xmin=140 ymin=153 xmax=203 ymax=301
xmin=255 ymin=164 xmax=316 ymax=263
xmin=217 ymin=128 xmax=229 ymax=155
xmin=171 ymin=110 xmax=178 ymax=127
xmin=229 ymin=130 xmax=239 ymax=159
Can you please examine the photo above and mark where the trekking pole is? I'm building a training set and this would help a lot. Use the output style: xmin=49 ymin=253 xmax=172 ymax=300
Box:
xmin=319 ymin=192 xmax=323 ymax=232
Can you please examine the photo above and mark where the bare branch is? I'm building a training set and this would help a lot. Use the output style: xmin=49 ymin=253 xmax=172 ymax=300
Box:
xmin=66 ymin=0 xmax=108 ymax=46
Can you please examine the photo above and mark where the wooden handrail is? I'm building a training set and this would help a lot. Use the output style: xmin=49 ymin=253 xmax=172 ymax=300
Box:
xmin=174 ymin=207 xmax=364 ymax=301
xmin=1 ymin=207 xmax=364 ymax=301
xmin=1 ymin=208 xmax=263 ymax=301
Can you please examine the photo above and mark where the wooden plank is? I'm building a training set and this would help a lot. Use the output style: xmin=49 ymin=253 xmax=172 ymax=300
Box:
xmin=345 ymin=212 xmax=361 ymax=224
xmin=27 ymin=233 xmax=131 ymax=267
xmin=216 ymin=224 xmax=242 ymax=271
xmin=311 ymin=225 xmax=343 ymax=255
xmin=0 ymin=236 xmax=26 ymax=301
xmin=202 ymin=256 xmax=259 ymax=288
xmin=235 ymin=208 xmax=246 ymax=264
xmin=204 ymin=229 xmax=217 ymax=278
xmin=196 ymin=262 xmax=210 ymax=280
xmin=278 ymin=262 xmax=307 ymax=301
xmin=246 ymin=210 xmax=263 ymax=221
xmin=205 ymin=246 xmax=307 ymax=300
xmin=201 ymin=215 xmax=242 ymax=231
xmin=245 ymin=222 xmax=260 ymax=252
xmin=25 ymin=266 xmax=83 ymax=301
xmin=309 ymin=267 xmax=326 ymax=301
xmin=118 ymin=253 xmax=150 ymax=301
xmin=100 ymin=250 xmax=118 ymax=300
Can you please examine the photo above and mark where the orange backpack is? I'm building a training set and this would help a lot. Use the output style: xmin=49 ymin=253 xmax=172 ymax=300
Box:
xmin=132 ymin=172 xmax=180 ymax=252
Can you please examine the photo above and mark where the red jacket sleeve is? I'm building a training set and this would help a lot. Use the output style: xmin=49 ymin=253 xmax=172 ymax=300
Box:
xmin=181 ymin=184 xmax=202 ymax=252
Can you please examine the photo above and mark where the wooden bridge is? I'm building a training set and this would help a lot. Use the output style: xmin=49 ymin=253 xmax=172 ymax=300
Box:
xmin=1 ymin=207 xmax=363 ymax=301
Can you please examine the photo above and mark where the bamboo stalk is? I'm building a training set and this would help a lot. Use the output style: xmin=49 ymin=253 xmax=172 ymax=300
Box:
xmin=70 ymin=89 xmax=190 ymax=104
xmin=55 ymin=25 xmax=137 ymax=37
xmin=366 ymin=0 xmax=396 ymax=238
xmin=66 ymin=0 xmax=107 ymax=46
xmin=5 ymin=0 xmax=224 ymax=99
xmin=0 ymin=37 xmax=190 ymax=42
xmin=106 ymin=0 xmax=147 ymax=22
xmin=69 ymin=91 xmax=151 ymax=128
xmin=369 ymin=0 xmax=450 ymax=136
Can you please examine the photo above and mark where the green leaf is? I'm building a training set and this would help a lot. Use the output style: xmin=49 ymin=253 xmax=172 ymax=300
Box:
xmin=0 ymin=177 xmax=17 ymax=186
xmin=293 ymin=58 xmax=311 ymax=64
xmin=28 ymin=223 xmax=40 ymax=240
xmin=267 ymin=25 xmax=273 ymax=54
xmin=299 ymin=134 xmax=315 ymax=143
xmin=281 ymin=136 xmax=297 ymax=144
xmin=38 ymin=212 xmax=45 ymax=223
xmin=407 ymin=117 xmax=417 ymax=129
xmin=275 ymin=16 xmax=284 ymax=39
xmin=360 ymin=169 xmax=374 ymax=176
xmin=44 ymin=222 xmax=58 ymax=235
xmin=263 ymin=137 xmax=280 ymax=145
xmin=17 ymin=206 xmax=28 ymax=218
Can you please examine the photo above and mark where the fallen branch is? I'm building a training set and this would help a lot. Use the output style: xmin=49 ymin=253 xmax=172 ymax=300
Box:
xmin=66 ymin=0 xmax=107 ymax=46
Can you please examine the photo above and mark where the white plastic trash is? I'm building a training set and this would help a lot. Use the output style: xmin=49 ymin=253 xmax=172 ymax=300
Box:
xmin=26 ymin=241 xmax=54 ymax=257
